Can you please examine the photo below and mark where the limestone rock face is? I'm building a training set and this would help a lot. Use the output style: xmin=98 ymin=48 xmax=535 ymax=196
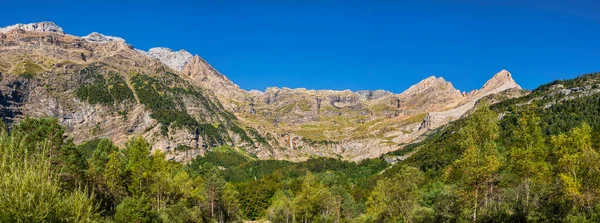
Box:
xmin=181 ymin=55 xmax=247 ymax=101
xmin=0 ymin=22 xmax=64 ymax=34
xmin=0 ymin=21 xmax=528 ymax=162
xmin=139 ymin=47 xmax=193 ymax=71
xmin=398 ymin=76 xmax=464 ymax=112
xmin=81 ymin=32 xmax=125 ymax=44
xmin=0 ymin=25 xmax=261 ymax=162
xmin=476 ymin=69 xmax=522 ymax=97
xmin=418 ymin=70 xmax=525 ymax=131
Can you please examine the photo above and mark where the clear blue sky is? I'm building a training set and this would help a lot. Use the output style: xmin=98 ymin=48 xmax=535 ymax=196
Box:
xmin=1 ymin=0 xmax=599 ymax=93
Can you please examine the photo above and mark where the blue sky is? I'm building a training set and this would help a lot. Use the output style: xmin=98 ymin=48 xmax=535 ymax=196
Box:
xmin=1 ymin=0 xmax=599 ymax=93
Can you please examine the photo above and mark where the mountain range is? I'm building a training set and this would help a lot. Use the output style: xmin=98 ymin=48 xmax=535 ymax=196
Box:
xmin=0 ymin=21 xmax=527 ymax=161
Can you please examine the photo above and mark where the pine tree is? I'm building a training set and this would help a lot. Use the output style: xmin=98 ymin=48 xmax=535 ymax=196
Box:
xmin=203 ymin=165 xmax=226 ymax=220
xmin=125 ymin=137 xmax=153 ymax=197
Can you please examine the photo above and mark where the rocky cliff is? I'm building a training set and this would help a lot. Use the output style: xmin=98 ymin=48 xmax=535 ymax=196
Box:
xmin=0 ymin=22 xmax=528 ymax=161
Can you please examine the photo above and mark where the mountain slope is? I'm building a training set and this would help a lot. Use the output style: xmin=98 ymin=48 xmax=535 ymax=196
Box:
xmin=0 ymin=23 xmax=259 ymax=162
xmin=0 ymin=22 xmax=527 ymax=161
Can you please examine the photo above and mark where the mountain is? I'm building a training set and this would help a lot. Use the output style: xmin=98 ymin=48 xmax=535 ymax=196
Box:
xmin=0 ymin=22 xmax=527 ymax=161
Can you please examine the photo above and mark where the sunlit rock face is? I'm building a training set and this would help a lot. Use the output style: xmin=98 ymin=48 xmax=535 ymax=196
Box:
xmin=140 ymin=47 xmax=193 ymax=72
xmin=81 ymin=32 xmax=125 ymax=44
xmin=0 ymin=21 xmax=64 ymax=34
xmin=0 ymin=21 xmax=527 ymax=161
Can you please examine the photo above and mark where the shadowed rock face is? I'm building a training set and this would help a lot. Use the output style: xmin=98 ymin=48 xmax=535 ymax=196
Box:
xmin=0 ymin=21 xmax=527 ymax=161
xmin=0 ymin=78 xmax=28 ymax=125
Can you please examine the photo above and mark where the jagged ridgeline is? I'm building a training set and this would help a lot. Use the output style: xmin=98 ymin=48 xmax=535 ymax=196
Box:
xmin=3 ymin=21 xmax=600 ymax=223
xmin=0 ymin=21 xmax=526 ymax=162
xmin=0 ymin=25 xmax=266 ymax=161
xmin=387 ymin=71 xmax=600 ymax=172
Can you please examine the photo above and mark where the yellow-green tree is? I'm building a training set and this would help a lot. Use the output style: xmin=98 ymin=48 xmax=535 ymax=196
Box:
xmin=367 ymin=165 xmax=424 ymax=222
xmin=0 ymin=129 xmax=98 ymax=222
xmin=293 ymin=172 xmax=336 ymax=222
xmin=507 ymin=106 xmax=550 ymax=212
xmin=267 ymin=190 xmax=294 ymax=223
xmin=448 ymin=105 xmax=503 ymax=222
xmin=150 ymin=150 xmax=172 ymax=213
xmin=552 ymin=123 xmax=600 ymax=215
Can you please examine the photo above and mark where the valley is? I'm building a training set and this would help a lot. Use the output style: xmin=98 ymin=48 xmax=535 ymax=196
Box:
xmin=1 ymin=21 xmax=600 ymax=223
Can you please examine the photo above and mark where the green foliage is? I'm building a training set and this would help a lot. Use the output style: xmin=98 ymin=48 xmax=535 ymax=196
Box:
xmin=0 ymin=129 xmax=98 ymax=222
xmin=366 ymin=166 xmax=424 ymax=222
xmin=197 ymin=123 xmax=230 ymax=147
xmin=13 ymin=60 xmax=44 ymax=77
xmin=75 ymin=67 xmax=135 ymax=106
xmin=267 ymin=190 xmax=294 ymax=223
xmin=230 ymin=124 xmax=254 ymax=146
xmin=131 ymin=74 xmax=189 ymax=132
xmin=11 ymin=117 xmax=65 ymax=153
xmin=190 ymin=146 xmax=252 ymax=170
xmin=552 ymin=123 xmax=600 ymax=214
xmin=293 ymin=172 xmax=337 ymax=222
xmin=247 ymin=127 xmax=269 ymax=147
xmin=8 ymin=69 xmax=600 ymax=222
xmin=75 ymin=67 xmax=114 ymax=105
xmin=125 ymin=137 xmax=153 ymax=197
xmin=161 ymin=200 xmax=203 ymax=223
xmin=238 ymin=174 xmax=285 ymax=219
xmin=114 ymin=196 xmax=160 ymax=223
xmin=107 ymin=72 xmax=135 ymax=103
xmin=130 ymin=73 xmax=235 ymax=139
xmin=78 ymin=138 xmax=104 ymax=159
xmin=301 ymin=137 xmax=339 ymax=145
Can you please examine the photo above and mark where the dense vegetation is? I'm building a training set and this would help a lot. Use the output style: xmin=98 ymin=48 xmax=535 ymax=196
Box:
xmin=3 ymin=72 xmax=600 ymax=222
xmin=75 ymin=67 xmax=136 ymax=106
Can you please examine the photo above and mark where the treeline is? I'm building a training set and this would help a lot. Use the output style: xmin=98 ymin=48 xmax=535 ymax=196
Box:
xmin=0 ymin=118 xmax=243 ymax=222
xmin=3 ymin=74 xmax=600 ymax=222
xmin=0 ymin=117 xmax=391 ymax=222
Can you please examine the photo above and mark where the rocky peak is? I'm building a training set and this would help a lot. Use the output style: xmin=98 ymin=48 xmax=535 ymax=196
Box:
xmin=397 ymin=75 xmax=465 ymax=112
xmin=477 ymin=69 xmax=522 ymax=96
xmin=139 ymin=47 xmax=193 ymax=71
xmin=0 ymin=21 xmax=64 ymax=34
xmin=400 ymin=76 xmax=461 ymax=98
xmin=81 ymin=32 xmax=125 ymax=44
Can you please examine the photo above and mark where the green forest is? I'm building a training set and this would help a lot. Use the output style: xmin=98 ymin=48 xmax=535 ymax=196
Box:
xmin=3 ymin=73 xmax=600 ymax=223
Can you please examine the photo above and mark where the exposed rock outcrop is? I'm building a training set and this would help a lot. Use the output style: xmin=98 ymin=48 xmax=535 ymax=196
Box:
xmin=81 ymin=32 xmax=125 ymax=44
xmin=418 ymin=70 xmax=524 ymax=131
xmin=139 ymin=47 xmax=193 ymax=71
xmin=0 ymin=21 xmax=64 ymax=34
xmin=0 ymin=21 xmax=529 ymax=162
xmin=181 ymin=55 xmax=247 ymax=101
xmin=398 ymin=76 xmax=464 ymax=112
